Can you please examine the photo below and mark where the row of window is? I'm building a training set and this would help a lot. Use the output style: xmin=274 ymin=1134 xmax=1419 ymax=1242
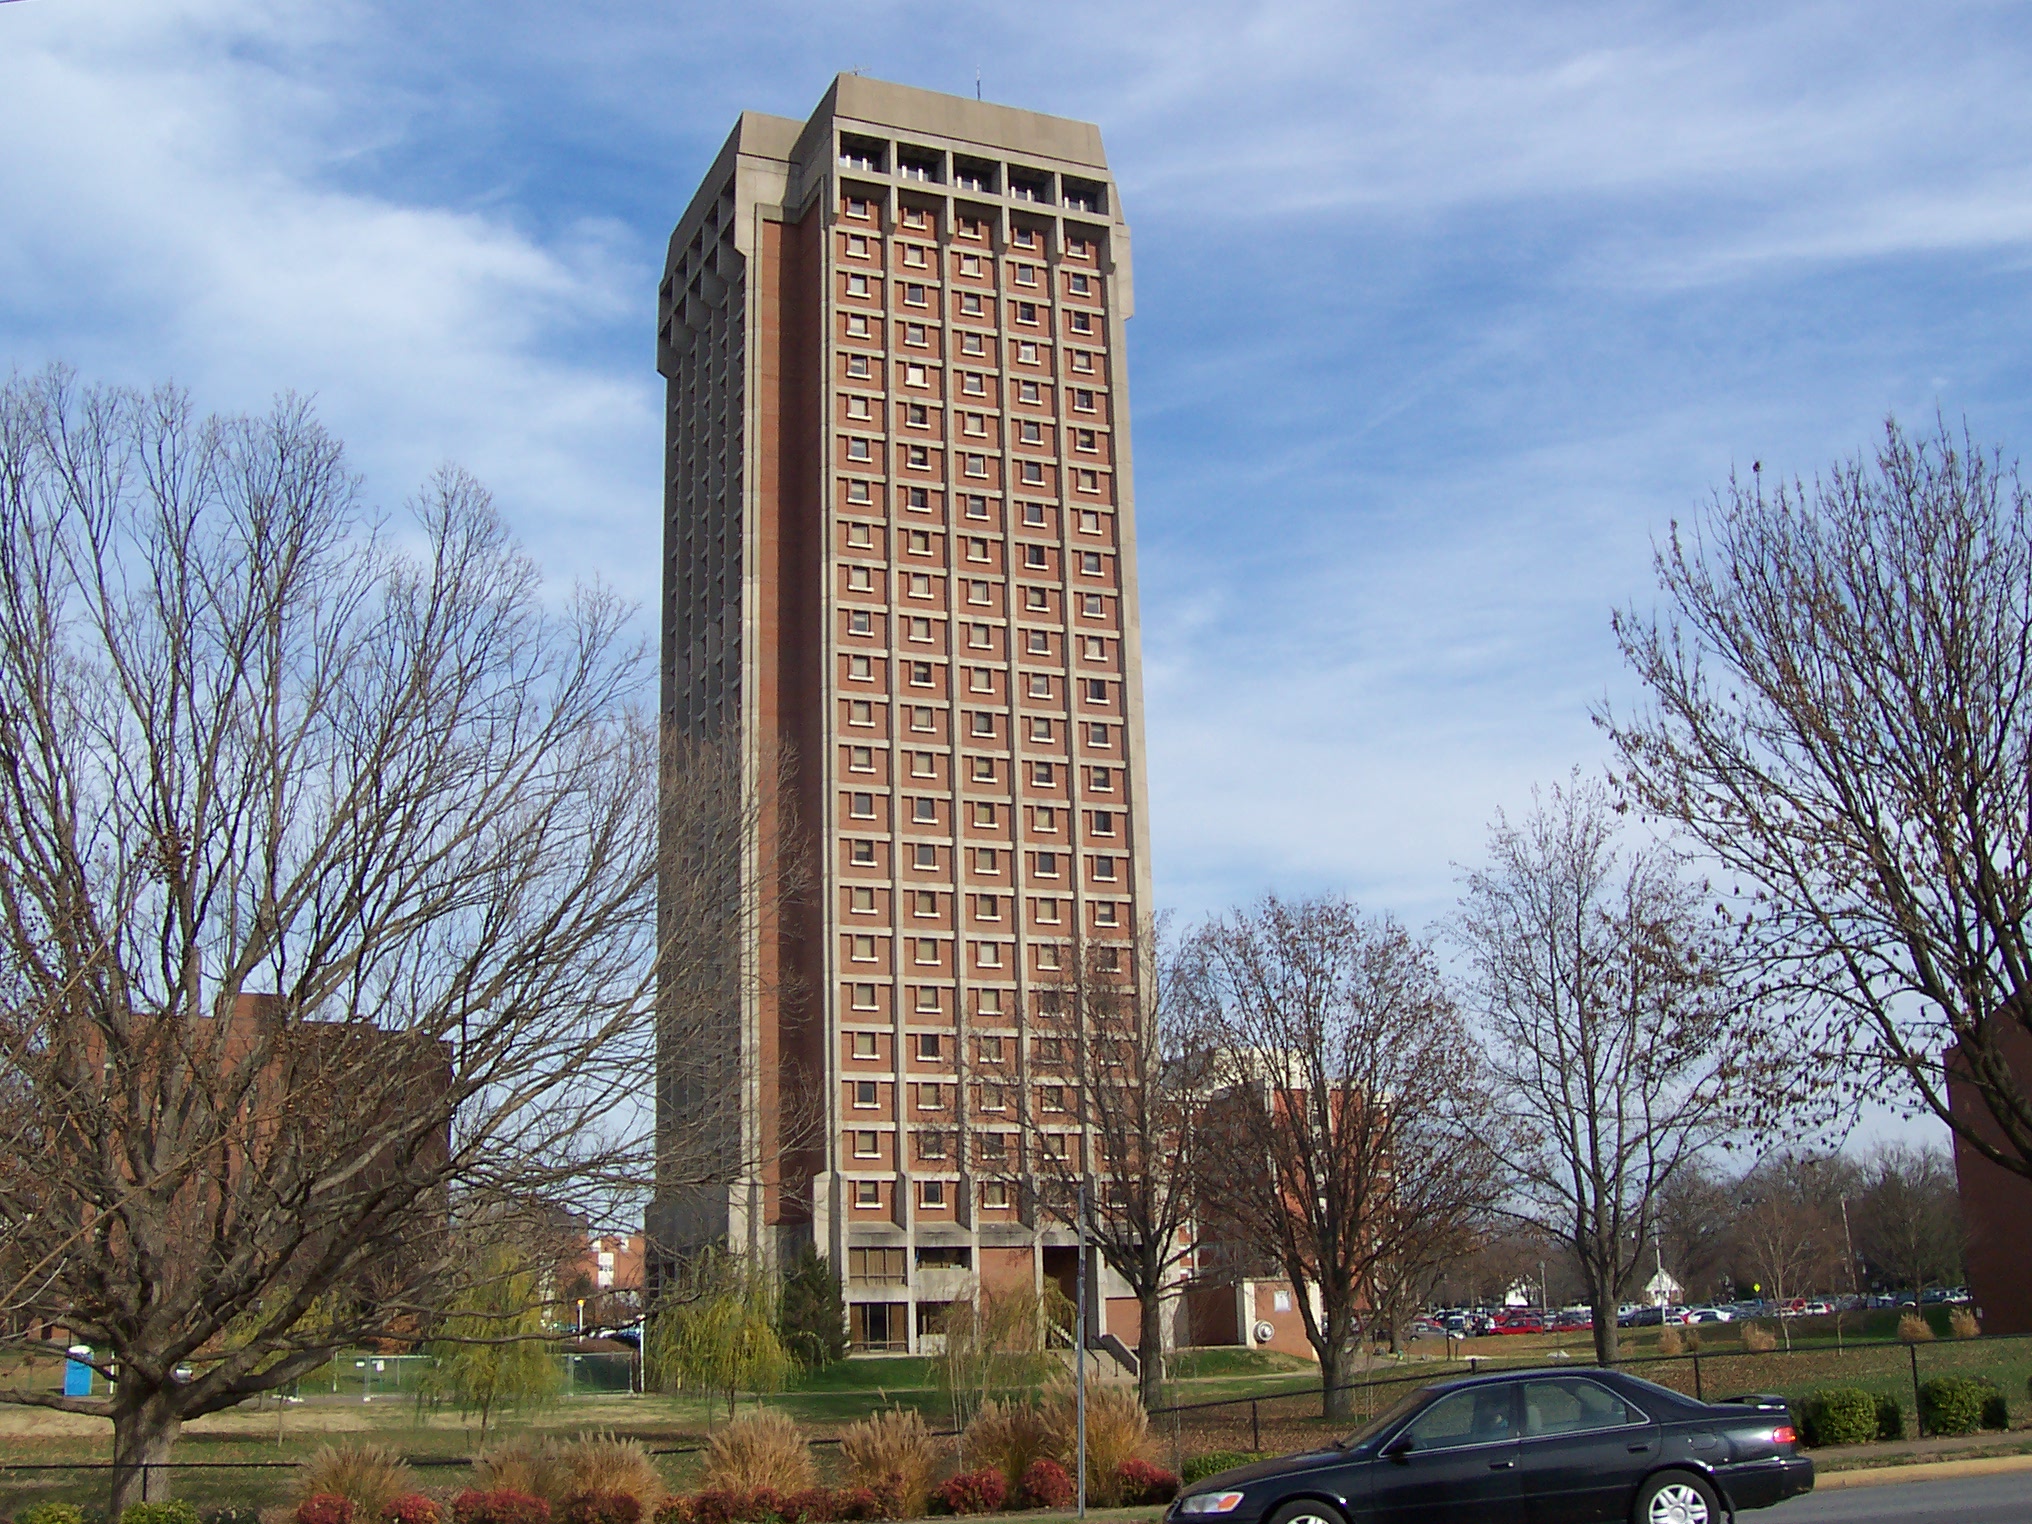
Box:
xmin=844 ymin=790 xmax=1117 ymax=829
xmin=843 ymin=624 xmax=1115 ymax=668
xmin=841 ymin=529 xmax=1113 ymax=568
xmin=836 ymin=491 xmax=1110 ymax=533
xmin=836 ymin=438 xmax=1111 ymax=492
xmin=842 ymin=660 xmax=1116 ymax=700
xmin=840 ymin=414 xmax=1110 ymax=455
xmin=845 ymin=1177 xmax=1008 ymax=1211
xmin=844 ymin=754 xmax=1117 ymax=788
xmin=840 ymin=261 xmax=1100 ymax=300
xmin=846 ymin=884 xmax=1121 ymax=921
xmin=841 ymin=336 xmax=1102 ymax=379
xmin=841 ymin=384 xmax=1107 ymax=419
xmin=842 ymin=704 xmax=1117 ymax=748
xmin=845 ymin=928 xmax=1122 ymax=971
xmin=840 ymin=984 xmax=1128 ymax=1020
xmin=840 ymin=201 xmax=1101 ymax=258
xmin=847 ymin=1031 xmax=1098 ymax=1064
xmin=842 ymin=304 xmax=1101 ymax=341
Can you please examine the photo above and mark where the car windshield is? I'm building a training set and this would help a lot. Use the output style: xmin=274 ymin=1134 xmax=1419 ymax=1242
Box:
xmin=1337 ymin=1388 xmax=1435 ymax=1449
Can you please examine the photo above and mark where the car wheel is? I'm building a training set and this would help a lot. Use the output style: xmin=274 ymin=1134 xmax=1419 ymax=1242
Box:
xmin=1264 ymin=1500 xmax=1346 ymax=1524
xmin=1633 ymin=1471 xmax=1721 ymax=1524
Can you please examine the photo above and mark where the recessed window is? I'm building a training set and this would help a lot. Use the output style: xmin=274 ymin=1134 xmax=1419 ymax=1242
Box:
xmin=1092 ymin=810 xmax=1116 ymax=836
xmin=1038 ymin=944 xmax=1062 ymax=970
xmin=1036 ymin=851 xmax=1059 ymax=877
xmin=915 ymin=1031 xmax=943 ymax=1061
xmin=969 ymin=711 xmax=995 ymax=737
xmin=1081 ymin=593 xmax=1105 ymax=617
xmin=1018 ymin=381 xmax=1041 ymax=405
xmin=1070 ymin=350 xmax=1093 ymax=373
xmin=846 ymin=353 xmax=873 ymax=378
xmin=853 ymin=1128 xmax=879 ymax=1155
xmin=848 ymin=608 xmax=873 ymax=635
xmin=960 ymin=332 xmax=986 ymax=356
xmin=1017 ymin=342 xmax=1039 ymax=364
xmin=1069 ymin=272 xmax=1091 ymax=295
xmin=1041 ymin=1085 xmax=1065 ymax=1111
xmin=969 ymin=623 xmax=993 ymax=648
xmin=845 ymin=196 xmax=872 ymax=220
xmin=1084 ymin=636 xmax=1107 ymax=661
xmin=846 ymin=438 xmax=872 ymax=462
xmin=908 ymin=616 xmax=934 ymax=642
xmin=1022 ymin=502 xmax=1047 ymax=527
xmin=906 ymin=283 xmax=928 ymax=308
xmin=851 ymin=934 xmax=877 ymax=961
xmin=1020 ymin=461 xmax=1045 ymax=485
xmin=913 ymin=843 xmax=937 ymax=869
xmin=916 ymin=985 xmax=942 ymax=1012
xmin=961 ymin=372 xmax=986 ymax=396
xmin=959 ymin=292 xmax=984 ymax=316
xmin=1014 ymin=263 xmax=1038 ymax=287
xmin=1069 ymin=310 xmax=1093 ymax=334
xmin=909 ymin=486 xmax=932 ymax=511
xmin=911 ymin=706 xmax=936 ymax=731
xmin=847 ymin=566 xmax=874 ymax=592
xmin=978 ymin=988 xmax=1003 ymax=1016
xmin=916 ymin=937 xmax=939 ymax=965
xmin=972 ymin=801 xmax=997 ymax=826
xmin=846 ymin=273 xmax=871 ymax=298
xmin=1076 ymin=429 xmax=1098 ymax=453
xmin=1078 ymin=470 xmax=1099 ymax=492
xmin=852 ymin=1030 xmax=879 ymax=1058
xmin=912 ymin=797 xmax=937 ymax=823
xmin=905 ymin=323 xmax=929 ymax=347
xmin=914 ymin=889 xmax=938 ymax=917
xmin=845 ymin=314 xmax=871 ymax=338
xmin=849 ymin=700 xmax=874 ymax=726
xmin=966 ymin=536 xmax=989 ymax=561
xmin=982 ymin=1181 xmax=1009 ymax=1207
xmin=1028 ymin=717 xmax=1053 ymax=742
xmin=1035 ymin=805 xmax=1058 ymax=831
xmin=1019 ymin=420 xmax=1044 ymax=445
xmin=1074 ymin=389 xmax=1096 ymax=412
xmin=849 ymin=793 xmax=875 ymax=819
xmin=853 ymin=1180 xmax=881 ymax=1207
xmin=905 ymin=403 xmax=930 ymax=429
xmin=977 ymin=941 xmax=1002 ymax=967
xmin=907 ymin=445 xmax=930 ymax=469
xmin=850 ymin=839 xmax=877 ymax=865
xmin=1086 ymin=679 xmax=1109 ymax=703
xmin=1027 ymin=673 xmax=1052 ymax=699
xmin=902 ymin=245 xmax=929 ymax=269
xmin=1081 ymin=552 xmax=1104 ymax=576
xmin=912 ymin=751 xmax=936 ymax=777
xmin=968 ymin=580 xmax=992 ymax=605
xmin=847 ymin=234 xmax=869 ymax=257
xmin=964 ymin=453 xmax=988 ymax=477
xmin=920 ymin=1180 xmax=947 ymax=1207
xmin=976 ymin=846 xmax=1000 ymax=872
xmin=1036 ymin=897 xmax=1062 ymax=924
xmin=1089 ymin=722 xmax=1111 ymax=746
xmin=1023 ymin=544 xmax=1048 ymax=569
xmin=1013 ymin=227 xmax=1037 ymax=248
xmin=851 ymin=984 xmax=878 ymax=1012
xmin=1016 ymin=302 xmax=1038 ymax=325
xmin=848 ymin=746 xmax=874 ymax=773
xmin=1027 ymin=630 xmax=1051 ymax=655
xmin=1095 ymin=901 xmax=1120 ymax=927
xmin=848 ymin=655 xmax=873 ymax=681
xmin=965 ymin=494 xmax=989 ymax=519
xmin=971 ymin=755 xmax=995 ymax=781
xmin=846 ymin=523 xmax=873 ymax=550
xmin=919 ymin=1119 xmax=947 ymax=1148
xmin=1093 ymin=855 xmax=1118 ymax=881
xmin=845 ymin=395 xmax=873 ymax=422
xmin=978 ymin=893 xmax=1002 ymax=921
xmin=979 ymin=1035 xmax=1005 ymax=1063
xmin=959 ymin=253 xmax=983 ymax=276
xmin=1091 ymin=766 xmax=1114 ymax=791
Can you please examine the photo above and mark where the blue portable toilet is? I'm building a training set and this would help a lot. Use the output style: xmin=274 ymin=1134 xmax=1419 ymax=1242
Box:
xmin=63 ymin=1345 xmax=94 ymax=1397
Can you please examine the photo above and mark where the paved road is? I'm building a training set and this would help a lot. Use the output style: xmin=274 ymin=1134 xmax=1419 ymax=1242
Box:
xmin=1762 ymin=1470 xmax=2032 ymax=1522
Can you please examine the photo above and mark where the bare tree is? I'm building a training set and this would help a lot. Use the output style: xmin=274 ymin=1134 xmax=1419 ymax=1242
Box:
xmin=1731 ymin=1153 xmax=1844 ymax=1348
xmin=1454 ymin=777 xmax=1756 ymax=1363
xmin=1188 ymin=895 xmax=1502 ymax=1421
xmin=1014 ymin=918 xmax=1207 ymax=1409
xmin=1605 ymin=419 xmax=2032 ymax=1180
xmin=0 ymin=369 xmax=768 ymax=1511
xmin=1851 ymin=1142 xmax=1963 ymax=1301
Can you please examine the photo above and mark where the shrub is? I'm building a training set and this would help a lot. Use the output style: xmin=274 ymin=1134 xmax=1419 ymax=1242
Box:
xmin=651 ymin=1503 xmax=694 ymax=1524
xmin=962 ymin=1399 xmax=1051 ymax=1495
xmin=702 ymin=1411 xmax=815 ymax=1497
xmin=1949 ymin=1307 xmax=1981 ymax=1339
xmin=1656 ymin=1328 xmax=1684 ymax=1357
xmin=686 ymin=1493 xmax=743 ymax=1524
xmin=1897 ymin=1312 xmax=1935 ymax=1343
xmin=560 ymin=1436 xmax=667 ymax=1507
xmin=558 ymin=1496 xmax=643 ymax=1524
xmin=120 ymin=1508 xmax=201 ymax=1524
xmin=1738 ymin=1322 xmax=1777 ymax=1352
xmin=1918 ymin=1375 xmax=2004 ymax=1436
xmin=299 ymin=1444 xmax=416 ymax=1520
xmin=383 ymin=1499 xmax=443 ymax=1524
xmin=296 ymin=1500 xmax=354 ymax=1524
xmin=1038 ymin=1381 xmax=1155 ymax=1506
xmin=452 ymin=1491 xmax=552 ymax=1524
xmin=17 ymin=1506 xmax=88 ymax=1524
xmin=838 ymin=1408 xmax=938 ymax=1520
xmin=474 ymin=1441 xmax=571 ymax=1507
xmin=781 ymin=1489 xmax=839 ymax=1523
xmin=1797 ymin=1388 xmax=1879 ymax=1447
xmin=1876 ymin=1393 xmax=1905 ymax=1440
xmin=1115 ymin=1460 xmax=1181 ymax=1506
xmin=934 ymin=1470 xmax=1007 ymax=1516
xmin=826 ymin=1487 xmax=883 ymax=1522
xmin=1181 ymin=1453 xmax=1258 ymax=1486
xmin=1016 ymin=1459 xmax=1073 ymax=1511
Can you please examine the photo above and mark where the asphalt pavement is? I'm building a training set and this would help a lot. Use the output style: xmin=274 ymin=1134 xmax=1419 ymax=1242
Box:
xmin=1764 ymin=1469 xmax=2032 ymax=1522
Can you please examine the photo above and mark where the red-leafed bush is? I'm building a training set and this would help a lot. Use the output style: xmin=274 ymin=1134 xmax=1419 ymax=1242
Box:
xmin=559 ymin=1495 xmax=644 ymax=1524
xmin=825 ymin=1487 xmax=883 ymax=1522
xmin=383 ymin=1498 xmax=444 ymax=1524
xmin=1017 ymin=1459 xmax=1073 ymax=1510
xmin=452 ymin=1490 xmax=552 ymax=1524
xmin=651 ymin=1503 xmax=694 ymax=1524
xmin=297 ymin=1496 xmax=354 ymax=1524
xmin=1115 ymin=1461 xmax=1180 ymax=1505
xmin=935 ymin=1469 xmax=1007 ymax=1516
xmin=688 ymin=1491 xmax=747 ymax=1524
xmin=780 ymin=1490 xmax=837 ymax=1523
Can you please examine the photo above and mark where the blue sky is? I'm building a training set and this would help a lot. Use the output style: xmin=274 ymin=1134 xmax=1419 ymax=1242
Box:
xmin=6 ymin=2 xmax=2032 ymax=1143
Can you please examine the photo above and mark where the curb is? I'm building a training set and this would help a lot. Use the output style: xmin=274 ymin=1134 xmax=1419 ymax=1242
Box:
xmin=1816 ymin=1453 xmax=2032 ymax=1489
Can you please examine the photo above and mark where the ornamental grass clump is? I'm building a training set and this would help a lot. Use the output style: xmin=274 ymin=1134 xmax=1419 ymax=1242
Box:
xmin=838 ymin=1408 xmax=939 ymax=1520
xmin=1739 ymin=1322 xmax=1778 ymax=1352
xmin=1897 ymin=1311 xmax=1935 ymax=1343
xmin=961 ymin=1399 xmax=1050 ymax=1495
xmin=473 ymin=1440 xmax=572 ymax=1508
xmin=700 ymin=1410 xmax=816 ymax=1496
xmin=561 ymin=1434 xmax=669 ymax=1506
xmin=1949 ymin=1307 xmax=1981 ymax=1339
xmin=298 ymin=1443 xmax=415 ymax=1521
xmin=1039 ymin=1381 xmax=1156 ymax=1506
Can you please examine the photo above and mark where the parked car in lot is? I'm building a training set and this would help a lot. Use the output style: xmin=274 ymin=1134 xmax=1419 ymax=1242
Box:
xmin=1493 ymin=1310 xmax=1546 ymax=1335
xmin=1684 ymin=1306 xmax=1733 ymax=1324
xmin=1618 ymin=1305 xmax=1666 ymax=1328
xmin=1167 ymin=1367 xmax=1811 ymax=1524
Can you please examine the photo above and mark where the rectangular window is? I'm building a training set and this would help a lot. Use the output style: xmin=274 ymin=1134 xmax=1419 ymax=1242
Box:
xmin=1086 ymin=679 xmax=1109 ymax=703
xmin=982 ymin=1181 xmax=1009 ymax=1208
xmin=1094 ymin=855 xmax=1118 ymax=881
xmin=905 ymin=323 xmax=929 ymax=346
xmin=846 ymin=314 xmax=871 ymax=338
xmin=853 ymin=1129 xmax=879 ymax=1156
xmin=912 ymin=797 xmax=937 ymax=823
xmin=959 ymin=292 xmax=984 ymax=316
xmin=979 ymin=1035 xmax=1005 ymax=1063
xmin=849 ymin=793 xmax=875 ymax=818
xmin=1069 ymin=272 xmax=1091 ymax=295
xmin=1017 ymin=342 xmax=1039 ymax=364
xmin=852 ymin=1031 xmax=878 ymax=1060
xmin=971 ymin=754 xmax=995 ymax=780
xmin=854 ymin=1080 xmax=879 ymax=1107
xmin=911 ymin=706 xmax=936 ymax=731
xmin=916 ymin=1031 xmax=943 ymax=1060
xmin=970 ymin=711 xmax=995 ymax=737
xmin=846 ymin=438 xmax=872 ymax=462
xmin=1014 ymin=263 xmax=1038 ymax=287
xmin=964 ymin=453 xmax=988 ymax=477
xmin=916 ymin=938 xmax=939 ymax=965
xmin=969 ymin=668 xmax=993 ymax=693
xmin=851 ymin=986 xmax=878 ymax=1013
xmin=850 ymin=885 xmax=876 ymax=913
xmin=848 ymin=655 xmax=872 ymax=681
xmin=905 ymin=363 xmax=928 ymax=387
xmin=1093 ymin=810 xmax=1116 ymax=835
xmin=907 ymin=445 xmax=930 ymax=469
xmin=1078 ymin=469 xmax=1099 ymax=492
xmin=910 ymin=661 xmax=934 ymax=687
xmin=1089 ymin=721 xmax=1111 ymax=746
xmin=846 ymin=479 xmax=872 ymax=503
xmin=913 ymin=842 xmax=937 ymax=868
xmin=920 ymin=1180 xmax=946 ymax=1207
xmin=1081 ymin=592 xmax=1105 ymax=617
xmin=1041 ymin=1085 xmax=1065 ymax=1112
xmin=977 ymin=893 xmax=1001 ymax=920
xmin=962 ymin=372 xmax=986 ymax=396
xmin=850 ymin=839 xmax=877 ymax=864
xmin=911 ymin=750 xmax=936 ymax=776
xmin=848 ymin=745 xmax=874 ymax=773
xmin=848 ymin=608 xmax=873 ymax=634
xmin=1091 ymin=766 xmax=1114 ymax=790
xmin=1028 ymin=717 xmax=1053 ymax=743
xmin=914 ymin=889 xmax=938 ymax=917
xmin=853 ymin=1180 xmax=881 ymax=1207
xmin=846 ymin=353 xmax=872 ymax=378
xmin=972 ymin=801 xmax=997 ymax=826
xmin=1035 ymin=805 xmax=1058 ymax=831
xmin=965 ymin=494 xmax=989 ymax=518
xmin=1020 ymin=461 xmax=1045 ymax=485
xmin=908 ymin=616 xmax=933 ymax=642
xmin=1070 ymin=350 xmax=1094 ymax=373
xmin=963 ymin=413 xmax=987 ymax=437
xmin=1027 ymin=673 xmax=1052 ymax=698
xmin=1083 ymin=634 xmax=1107 ymax=659
xmin=846 ymin=234 xmax=869 ymax=257
xmin=968 ymin=580 xmax=992 ymax=605
xmin=1094 ymin=901 xmax=1119 ymax=926
xmin=846 ymin=272 xmax=870 ymax=297
xmin=1076 ymin=429 xmax=1098 ymax=452
xmin=1023 ymin=544 xmax=1048 ymax=569
xmin=916 ymin=985 xmax=942 ymax=1012
xmin=1019 ymin=419 xmax=1043 ymax=444
xmin=905 ymin=403 xmax=929 ymax=428
xmin=976 ymin=846 xmax=1000 ymax=872
xmin=1074 ymin=388 xmax=1096 ymax=412
xmin=960 ymin=332 xmax=986 ymax=355
xmin=1036 ymin=851 xmax=1059 ymax=877
xmin=919 ymin=1126 xmax=947 ymax=1152
xmin=905 ymin=283 xmax=928 ymax=307
xmin=850 ymin=933 xmax=877 ymax=960
xmin=849 ymin=700 xmax=874 ymax=726
xmin=847 ymin=566 xmax=874 ymax=592
xmin=1081 ymin=552 xmax=1104 ymax=575
xmin=1069 ymin=310 xmax=1093 ymax=333
xmin=1027 ymin=629 xmax=1051 ymax=655
xmin=1036 ymin=897 xmax=1061 ymax=924
xmin=1038 ymin=944 xmax=1061 ymax=970
xmin=977 ymin=941 xmax=1002 ymax=967
xmin=1016 ymin=302 xmax=1038 ymax=325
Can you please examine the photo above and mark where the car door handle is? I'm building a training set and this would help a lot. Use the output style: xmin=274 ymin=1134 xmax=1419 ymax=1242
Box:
xmin=1628 ymin=1443 xmax=1654 ymax=1453
xmin=1489 ymin=1459 xmax=1515 ymax=1470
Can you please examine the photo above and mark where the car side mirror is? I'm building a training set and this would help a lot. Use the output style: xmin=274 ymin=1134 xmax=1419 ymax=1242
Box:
xmin=1382 ymin=1434 xmax=1414 ymax=1462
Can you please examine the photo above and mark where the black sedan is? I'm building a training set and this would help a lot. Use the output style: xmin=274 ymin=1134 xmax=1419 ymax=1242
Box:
xmin=1165 ymin=1367 xmax=1812 ymax=1524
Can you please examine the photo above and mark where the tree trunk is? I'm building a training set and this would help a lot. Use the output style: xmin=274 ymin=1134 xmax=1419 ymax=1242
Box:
xmin=1137 ymin=1290 xmax=1165 ymax=1412
xmin=1592 ymin=1287 xmax=1620 ymax=1366
xmin=109 ymin=1387 xmax=184 ymax=1515
xmin=1320 ymin=1315 xmax=1361 ymax=1422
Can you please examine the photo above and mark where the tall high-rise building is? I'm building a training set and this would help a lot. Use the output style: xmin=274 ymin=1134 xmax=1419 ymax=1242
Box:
xmin=655 ymin=75 xmax=1150 ymax=1352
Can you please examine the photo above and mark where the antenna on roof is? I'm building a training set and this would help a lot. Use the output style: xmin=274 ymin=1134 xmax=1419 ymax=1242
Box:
xmin=976 ymin=69 xmax=982 ymax=101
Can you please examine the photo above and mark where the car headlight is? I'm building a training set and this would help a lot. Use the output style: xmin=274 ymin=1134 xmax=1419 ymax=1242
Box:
xmin=1179 ymin=1493 xmax=1246 ymax=1515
